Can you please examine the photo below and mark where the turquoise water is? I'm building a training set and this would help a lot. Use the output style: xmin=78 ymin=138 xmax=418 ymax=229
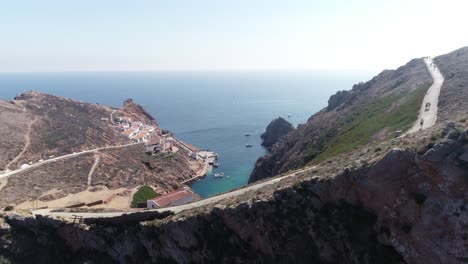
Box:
xmin=0 ymin=71 xmax=371 ymax=197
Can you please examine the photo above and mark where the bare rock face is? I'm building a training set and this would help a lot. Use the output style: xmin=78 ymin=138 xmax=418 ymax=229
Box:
xmin=326 ymin=90 xmax=354 ymax=111
xmin=261 ymin=117 xmax=295 ymax=149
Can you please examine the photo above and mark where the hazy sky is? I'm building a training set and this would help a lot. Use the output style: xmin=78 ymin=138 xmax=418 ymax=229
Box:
xmin=1 ymin=0 xmax=467 ymax=72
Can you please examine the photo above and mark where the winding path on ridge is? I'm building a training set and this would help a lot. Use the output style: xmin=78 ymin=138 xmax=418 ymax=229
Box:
xmin=407 ymin=57 xmax=444 ymax=134
xmin=0 ymin=142 xmax=142 ymax=180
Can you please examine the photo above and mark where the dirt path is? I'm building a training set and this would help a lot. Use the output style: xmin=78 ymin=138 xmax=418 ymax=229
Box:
xmin=5 ymin=117 xmax=38 ymax=171
xmin=407 ymin=57 xmax=444 ymax=134
xmin=87 ymin=155 xmax=101 ymax=188
xmin=32 ymin=165 xmax=317 ymax=219
xmin=0 ymin=142 xmax=142 ymax=180
xmin=110 ymin=109 xmax=117 ymax=124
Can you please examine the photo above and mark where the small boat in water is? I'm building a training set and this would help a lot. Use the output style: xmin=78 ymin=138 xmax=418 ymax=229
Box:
xmin=244 ymin=133 xmax=251 ymax=136
xmin=213 ymin=172 xmax=224 ymax=178
xmin=213 ymin=162 xmax=219 ymax=167
xmin=245 ymin=144 xmax=253 ymax=148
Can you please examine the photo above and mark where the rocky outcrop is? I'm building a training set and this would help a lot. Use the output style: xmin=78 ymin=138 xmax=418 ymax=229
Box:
xmin=1 ymin=129 xmax=467 ymax=263
xmin=260 ymin=117 xmax=295 ymax=149
xmin=121 ymin=98 xmax=158 ymax=126
xmin=326 ymin=90 xmax=354 ymax=111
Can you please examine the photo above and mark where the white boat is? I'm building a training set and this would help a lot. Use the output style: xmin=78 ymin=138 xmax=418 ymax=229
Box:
xmin=245 ymin=144 xmax=253 ymax=148
xmin=213 ymin=172 xmax=224 ymax=178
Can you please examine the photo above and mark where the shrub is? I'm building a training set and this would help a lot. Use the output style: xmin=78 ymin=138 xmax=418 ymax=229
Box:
xmin=414 ymin=193 xmax=427 ymax=205
xmin=375 ymin=147 xmax=382 ymax=152
xmin=3 ymin=205 xmax=14 ymax=211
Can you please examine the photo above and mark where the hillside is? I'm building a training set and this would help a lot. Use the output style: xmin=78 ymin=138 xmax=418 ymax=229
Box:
xmin=0 ymin=91 xmax=200 ymax=209
xmin=250 ymin=58 xmax=433 ymax=182
xmin=1 ymin=120 xmax=466 ymax=263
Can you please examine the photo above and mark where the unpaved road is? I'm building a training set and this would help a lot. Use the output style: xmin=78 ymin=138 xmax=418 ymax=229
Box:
xmin=87 ymin=155 xmax=101 ymax=188
xmin=407 ymin=57 xmax=444 ymax=133
xmin=32 ymin=166 xmax=316 ymax=219
xmin=5 ymin=117 xmax=38 ymax=170
xmin=0 ymin=142 xmax=141 ymax=180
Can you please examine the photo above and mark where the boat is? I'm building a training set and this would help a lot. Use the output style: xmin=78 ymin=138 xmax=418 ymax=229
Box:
xmin=213 ymin=162 xmax=219 ymax=167
xmin=245 ymin=144 xmax=253 ymax=148
xmin=226 ymin=175 xmax=230 ymax=179
xmin=213 ymin=172 xmax=224 ymax=178
xmin=244 ymin=133 xmax=251 ymax=136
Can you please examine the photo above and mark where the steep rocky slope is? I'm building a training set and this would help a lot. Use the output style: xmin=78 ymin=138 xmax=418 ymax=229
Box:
xmin=250 ymin=57 xmax=432 ymax=182
xmin=1 ymin=123 xmax=466 ymax=264
xmin=433 ymin=46 xmax=468 ymax=121
xmin=260 ymin=117 xmax=295 ymax=149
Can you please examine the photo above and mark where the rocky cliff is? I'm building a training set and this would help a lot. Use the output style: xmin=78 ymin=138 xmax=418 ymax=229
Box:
xmin=260 ymin=117 xmax=295 ymax=149
xmin=1 ymin=123 xmax=467 ymax=264
xmin=250 ymin=46 xmax=468 ymax=183
xmin=250 ymin=57 xmax=432 ymax=183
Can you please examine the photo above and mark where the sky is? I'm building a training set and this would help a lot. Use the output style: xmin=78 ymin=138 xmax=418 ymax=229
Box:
xmin=0 ymin=0 xmax=467 ymax=73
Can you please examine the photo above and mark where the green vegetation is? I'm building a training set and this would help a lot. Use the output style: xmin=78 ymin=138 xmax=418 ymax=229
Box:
xmin=131 ymin=185 xmax=160 ymax=208
xmin=311 ymin=83 xmax=431 ymax=163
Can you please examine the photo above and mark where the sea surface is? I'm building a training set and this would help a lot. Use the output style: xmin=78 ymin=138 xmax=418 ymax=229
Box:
xmin=0 ymin=71 xmax=371 ymax=197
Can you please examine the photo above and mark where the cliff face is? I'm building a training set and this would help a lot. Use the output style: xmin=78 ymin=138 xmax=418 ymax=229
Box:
xmin=1 ymin=127 xmax=467 ymax=264
xmin=260 ymin=117 xmax=295 ymax=149
xmin=250 ymin=58 xmax=432 ymax=182
xmin=433 ymin=46 xmax=468 ymax=122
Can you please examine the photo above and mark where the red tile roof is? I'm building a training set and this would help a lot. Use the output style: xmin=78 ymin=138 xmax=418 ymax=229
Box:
xmin=134 ymin=131 xmax=147 ymax=140
xmin=123 ymin=128 xmax=137 ymax=136
xmin=152 ymin=189 xmax=197 ymax=207
xmin=146 ymin=135 xmax=161 ymax=146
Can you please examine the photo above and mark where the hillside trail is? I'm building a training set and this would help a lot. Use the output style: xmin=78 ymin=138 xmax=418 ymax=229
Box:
xmin=5 ymin=117 xmax=38 ymax=171
xmin=407 ymin=57 xmax=444 ymax=134
xmin=0 ymin=142 xmax=142 ymax=180
xmin=87 ymin=155 xmax=101 ymax=188
xmin=32 ymin=165 xmax=318 ymax=219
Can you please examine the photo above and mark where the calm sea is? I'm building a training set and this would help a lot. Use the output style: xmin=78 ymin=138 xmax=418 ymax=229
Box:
xmin=0 ymin=71 xmax=371 ymax=197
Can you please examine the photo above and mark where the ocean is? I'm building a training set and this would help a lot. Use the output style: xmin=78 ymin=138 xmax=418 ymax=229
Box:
xmin=0 ymin=71 xmax=371 ymax=197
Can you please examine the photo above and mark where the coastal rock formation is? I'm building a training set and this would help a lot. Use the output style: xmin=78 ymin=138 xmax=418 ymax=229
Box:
xmin=120 ymin=98 xmax=158 ymax=126
xmin=1 ymin=127 xmax=467 ymax=263
xmin=260 ymin=117 xmax=295 ymax=149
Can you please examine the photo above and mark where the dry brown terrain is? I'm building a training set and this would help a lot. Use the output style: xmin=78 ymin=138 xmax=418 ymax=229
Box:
xmin=0 ymin=101 xmax=35 ymax=171
xmin=0 ymin=91 xmax=200 ymax=209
